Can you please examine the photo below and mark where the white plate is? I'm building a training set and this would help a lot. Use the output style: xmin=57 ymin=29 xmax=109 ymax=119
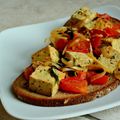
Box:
xmin=0 ymin=5 xmax=120 ymax=120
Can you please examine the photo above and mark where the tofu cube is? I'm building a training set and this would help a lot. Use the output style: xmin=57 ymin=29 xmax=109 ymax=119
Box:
xmin=29 ymin=66 xmax=65 ymax=97
xmin=97 ymin=47 xmax=120 ymax=73
xmin=72 ymin=7 xmax=96 ymax=24
xmin=65 ymin=51 xmax=93 ymax=70
xmin=32 ymin=45 xmax=59 ymax=68
xmin=112 ymin=38 xmax=120 ymax=53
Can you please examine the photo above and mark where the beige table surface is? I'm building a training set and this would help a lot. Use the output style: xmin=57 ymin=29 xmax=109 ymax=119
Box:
xmin=0 ymin=0 xmax=120 ymax=120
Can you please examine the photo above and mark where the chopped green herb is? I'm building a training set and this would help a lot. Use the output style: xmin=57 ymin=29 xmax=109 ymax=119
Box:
xmin=49 ymin=68 xmax=59 ymax=83
xmin=65 ymin=28 xmax=74 ymax=39
xmin=68 ymin=71 xmax=77 ymax=77
xmin=64 ymin=57 xmax=70 ymax=61
xmin=109 ymin=77 xmax=113 ymax=81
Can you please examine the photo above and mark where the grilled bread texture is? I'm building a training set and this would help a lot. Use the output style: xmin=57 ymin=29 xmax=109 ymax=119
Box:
xmin=12 ymin=73 xmax=120 ymax=106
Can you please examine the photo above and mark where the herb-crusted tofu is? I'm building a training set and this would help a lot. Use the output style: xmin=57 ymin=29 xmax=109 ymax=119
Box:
xmin=72 ymin=7 xmax=96 ymax=24
xmin=102 ymin=38 xmax=120 ymax=52
xmin=64 ymin=51 xmax=93 ymax=70
xmin=32 ymin=45 xmax=59 ymax=68
xmin=65 ymin=7 xmax=96 ymax=29
xmin=96 ymin=46 xmax=120 ymax=73
xmin=29 ymin=66 xmax=65 ymax=97
xmin=111 ymin=38 xmax=120 ymax=53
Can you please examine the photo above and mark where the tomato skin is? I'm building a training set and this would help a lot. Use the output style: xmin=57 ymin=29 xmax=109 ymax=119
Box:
xmin=24 ymin=66 xmax=34 ymax=80
xmin=104 ymin=27 xmax=120 ymax=38
xmin=55 ymin=39 xmax=68 ymax=51
xmin=97 ymin=13 xmax=111 ymax=20
xmin=112 ymin=24 xmax=120 ymax=30
xmin=91 ymin=75 xmax=109 ymax=85
xmin=93 ymin=47 xmax=102 ymax=57
xmin=59 ymin=76 xmax=88 ymax=94
xmin=91 ymin=36 xmax=102 ymax=48
xmin=90 ymin=29 xmax=107 ymax=38
xmin=90 ymin=36 xmax=102 ymax=56
xmin=90 ymin=29 xmax=107 ymax=49
xmin=87 ymin=72 xmax=96 ymax=83
xmin=90 ymin=24 xmax=120 ymax=38
xmin=90 ymin=29 xmax=106 ymax=56
xmin=77 ymin=71 xmax=87 ymax=80
xmin=87 ymin=72 xmax=109 ymax=85
xmin=66 ymin=39 xmax=90 ymax=53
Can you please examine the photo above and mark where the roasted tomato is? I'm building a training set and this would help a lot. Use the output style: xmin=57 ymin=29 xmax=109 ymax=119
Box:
xmin=87 ymin=71 xmax=96 ymax=83
xmin=55 ymin=38 xmax=68 ymax=51
xmin=91 ymin=75 xmax=109 ymax=85
xmin=77 ymin=71 xmax=87 ymax=80
xmin=104 ymin=26 xmax=120 ymax=38
xmin=90 ymin=29 xmax=105 ymax=56
xmin=87 ymin=72 xmax=109 ymax=85
xmin=91 ymin=36 xmax=102 ymax=49
xmin=59 ymin=75 xmax=88 ymax=94
xmin=90 ymin=29 xmax=107 ymax=38
xmin=66 ymin=38 xmax=90 ymax=53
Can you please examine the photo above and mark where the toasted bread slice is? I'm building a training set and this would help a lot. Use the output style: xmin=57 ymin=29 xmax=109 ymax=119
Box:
xmin=12 ymin=73 xmax=120 ymax=106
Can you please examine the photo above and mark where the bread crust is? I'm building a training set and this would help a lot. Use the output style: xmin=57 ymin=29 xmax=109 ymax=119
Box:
xmin=12 ymin=73 xmax=120 ymax=106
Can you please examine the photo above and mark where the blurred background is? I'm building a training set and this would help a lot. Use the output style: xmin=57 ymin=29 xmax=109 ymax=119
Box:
xmin=0 ymin=0 xmax=120 ymax=31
